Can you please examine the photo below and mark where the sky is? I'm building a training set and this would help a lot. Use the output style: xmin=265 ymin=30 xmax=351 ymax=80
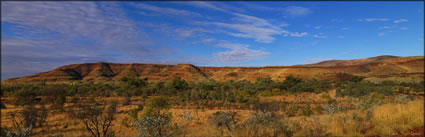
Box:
xmin=1 ymin=1 xmax=424 ymax=80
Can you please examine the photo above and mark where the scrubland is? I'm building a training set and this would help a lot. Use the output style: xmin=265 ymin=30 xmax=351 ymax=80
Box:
xmin=1 ymin=74 xmax=424 ymax=137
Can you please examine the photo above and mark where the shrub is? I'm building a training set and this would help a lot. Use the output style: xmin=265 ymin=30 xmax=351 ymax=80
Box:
xmin=340 ymin=81 xmax=371 ymax=97
xmin=14 ymin=88 xmax=38 ymax=106
xmin=281 ymin=75 xmax=303 ymax=91
xmin=133 ymin=112 xmax=178 ymax=137
xmin=165 ymin=77 xmax=188 ymax=93
xmin=41 ymin=87 xmax=67 ymax=109
xmin=396 ymin=94 xmax=414 ymax=104
xmin=373 ymin=86 xmax=393 ymax=96
xmin=324 ymin=100 xmax=339 ymax=114
xmin=301 ymin=104 xmax=314 ymax=116
xmin=21 ymin=104 xmax=48 ymax=128
xmin=336 ymin=72 xmax=364 ymax=82
xmin=314 ymin=105 xmax=324 ymax=115
xmin=234 ymin=111 xmax=292 ymax=137
xmin=286 ymin=105 xmax=300 ymax=117
xmin=208 ymin=111 xmax=238 ymax=136
xmin=320 ymin=94 xmax=331 ymax=100
xmin=120 ymin=76 xmax=147 ymax=88
xmin=357 ymin=92 xmax=385 ymax=110
xmin=123 ymin=95 xmax=131 ymax=106
xmin=143 ymin=96 xmax=170 ymax=117
xmin=0 ymin=102 xmax=6 ymax=109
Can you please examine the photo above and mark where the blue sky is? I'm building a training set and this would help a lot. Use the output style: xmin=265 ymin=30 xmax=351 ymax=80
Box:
xmin=1 ymin=1 xmax=424 ymax=80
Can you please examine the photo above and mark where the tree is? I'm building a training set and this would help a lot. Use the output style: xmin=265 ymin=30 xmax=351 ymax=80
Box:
xmin=281 ymin=75 xmax=303 ymax=91
xmin=42 ymin=86 xmax=67 ymax=111
xmin=208 ymin=111 xmax=238 ymax=136
xmin=254 ymin=76 xmax=276 ymax=91
xmin=165 ymin=77 xmax=188 ymax=93
xmin=67 ymin=101 xmax=117 ymax=137
xmin=335 ymin=72 xmax=364 ymax=82
xmin=120 ymin=76 xmax=147 ymax=88
xmin=143 ymin=96 xmax=170 ymax=117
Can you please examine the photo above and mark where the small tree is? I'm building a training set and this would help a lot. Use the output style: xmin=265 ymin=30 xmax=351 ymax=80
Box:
xmin=165 ymin=77 xmax=188 ymax=94
xmin=67 ymin=101 xmax=117 ymax=137
xmin=42 ymin=86 xmax=67 ymax=111
xmin=208 ymin=111 xmax=238 ymax=136
xmin=143 ymin=96 xmax=170 ymax=117
xmin=5 ymin=104 xmax=48 ymax=137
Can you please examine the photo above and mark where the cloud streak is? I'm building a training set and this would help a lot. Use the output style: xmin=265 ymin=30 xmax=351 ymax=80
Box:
xmin=393 ymin=19 xmax=408 ymax=23
xmin=131 ymin=3 xmax=201 ymax=17
xmin=359 ymin=18 xmax=389 ymax=22
xmin=1 ymin=2 xmax=177 ymax=80
xmin=213 ymin=43 xmax=270 ymax=63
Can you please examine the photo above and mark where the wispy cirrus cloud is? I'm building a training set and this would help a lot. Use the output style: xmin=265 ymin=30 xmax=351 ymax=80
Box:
xmin=199 ymin=13 xmax=307 ymax=43
xmin=130 ymin=3 xmax=201 ymax=17
xmin=240 ymin=3 xmax=312 ymax=17
xmin=358 ymin=18 xmax=389 ymax=22
xmin=181 ymin=2 xmax=246 ymax=13
xmin=313 ymin=33 xmax=328 ymax=39
xmin=213 ymin=43 xmax=270 ymax=63
xmin=393 ymin=19 xmax=408 ymax=23
xmin=1 ymin=2 xmax=178 ymax=80
xmin=284 ymin=6 xmax=312 ymax=16
xmin=185 ymin=1 xmax=227 ymax=12
xmin=289 ymin=32 xmax=308 ymax=37
xmin=304 ymin=58 xmax=328 ymax=64
xmin=199 ymin=13 xmax=288 ymax=43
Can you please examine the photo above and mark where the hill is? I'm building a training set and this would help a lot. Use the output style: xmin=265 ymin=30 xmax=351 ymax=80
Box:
xmin=2 ymin=56 xmax=424 ymax=83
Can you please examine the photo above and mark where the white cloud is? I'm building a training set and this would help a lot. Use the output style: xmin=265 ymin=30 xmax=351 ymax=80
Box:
xmin=380 ymin=25 xmax=397 ymax=29
xmin=305 ymin=58 xmax=328 ymax=64
xmin=314 ymin=26 xmax=321 ymax=29
xmin=400 ymin=27 xmax=408 ymax=30
xmin=240 ymin=3 xmax=312 ymax=17
xmin=131 ymin=3 xmax=201 ymax=17
xmin=184 ymin=1 xmax=227 ymax=12
xmin=359 ymin=18 xmax=389 ymax=22
xmin=213 ymin=43 xmax=270 ymax=63
xmin=393 ymin=19 xmax=408 ymax=23
xmin=174 ymin=28 xmax=212 ymax=38
xmin=289 ymin=32 xmax=308 ymax=37
xmin=313 ymin=33 xmax=327 ymax=39
xmin=182 ymin=2 xmax=246 ymax=13
xmin=284 ymin=6 xmax=312 ymax=16
xmin=378 ymin=32 xmax=385 ymax=36
xmin=203 ymin=13 xmax=288 ymax=43
xmin=330 ymin=18 xmax=342 ymax=22
xmin=337 ymin=36 xmax=345 ymax=39
xmin=341 ymin=27 xmax=349 ymax=30
xmin=0 ymin=2 xmax=180 ymax=80
xmin=279 ymin=23 xmax=289 ymax=27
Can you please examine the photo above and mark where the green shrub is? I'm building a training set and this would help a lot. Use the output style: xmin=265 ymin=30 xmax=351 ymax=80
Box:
xmin=0 ymin=102 xmax=6 ymax=109
xmin=374 ymin=86 xmax=393 ymax=96
xmin=143 ymin=96 xmax=170 ymax=117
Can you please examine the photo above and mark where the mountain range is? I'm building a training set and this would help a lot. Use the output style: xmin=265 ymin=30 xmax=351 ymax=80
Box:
xmin=3 ymin=55 xmax=424 ymax=84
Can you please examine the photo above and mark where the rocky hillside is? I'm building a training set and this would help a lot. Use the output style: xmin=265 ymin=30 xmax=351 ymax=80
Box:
xmin=3 ymin=56 xmax=424 ymax=83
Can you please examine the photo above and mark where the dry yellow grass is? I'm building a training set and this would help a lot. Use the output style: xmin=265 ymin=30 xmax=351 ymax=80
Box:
xmin=1 ymin=96 xmax=423 ymax=137
xmin=368 ymin=99 xmax=424 ymax=136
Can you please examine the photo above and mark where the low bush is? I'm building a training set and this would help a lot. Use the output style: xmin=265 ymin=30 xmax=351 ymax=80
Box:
xmin=208 ymin=111 xmax=238 ymax=136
